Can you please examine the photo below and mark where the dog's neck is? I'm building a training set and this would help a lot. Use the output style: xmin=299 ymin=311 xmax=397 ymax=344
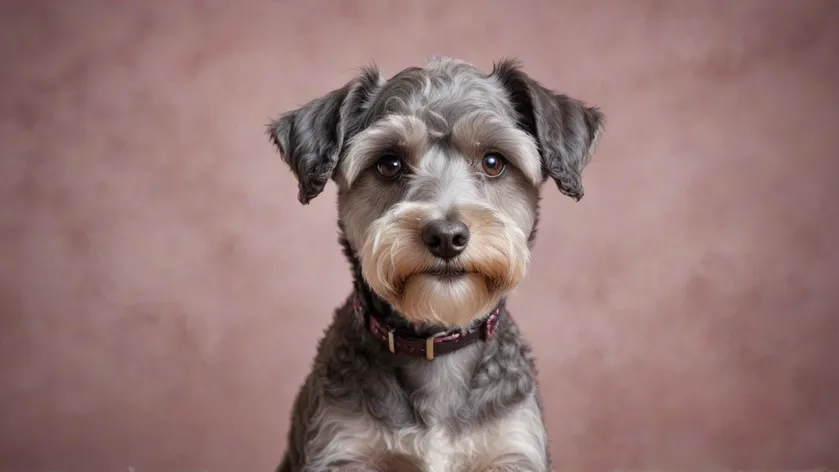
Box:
xmin=338 ymin=229 xmax=507 ymax=420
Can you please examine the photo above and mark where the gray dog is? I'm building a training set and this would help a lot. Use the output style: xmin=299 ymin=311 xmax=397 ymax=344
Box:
xmin=267 ymin=56 xmax=604 ymax=472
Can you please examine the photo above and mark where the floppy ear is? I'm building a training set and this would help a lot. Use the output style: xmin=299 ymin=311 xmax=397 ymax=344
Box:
xmin=267 ymin=66 xmax=383 ymax=204
xmin=491 ymin=59 xmax=605 ymax=201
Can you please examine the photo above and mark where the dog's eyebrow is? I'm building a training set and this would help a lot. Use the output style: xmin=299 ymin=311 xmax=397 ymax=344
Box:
xmin=451 ymin=113 xmax=542 ymax=185
xmin=340 ymin=115 xmax=428 ymax=187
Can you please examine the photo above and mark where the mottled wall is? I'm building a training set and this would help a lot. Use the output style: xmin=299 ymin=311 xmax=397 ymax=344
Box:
xmin=1 ymin=1 xmax=838 ymax=471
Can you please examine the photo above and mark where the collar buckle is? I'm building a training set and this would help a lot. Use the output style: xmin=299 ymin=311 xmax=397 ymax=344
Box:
xmin=387 ymin=329 xmax=396 ymax=354
xmin=425 ymin=331 xmax=446 ymax=361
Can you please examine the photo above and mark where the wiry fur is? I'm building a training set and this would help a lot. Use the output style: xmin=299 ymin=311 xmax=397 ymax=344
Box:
xmin=267 ymin=57 xmax=605 ymax=471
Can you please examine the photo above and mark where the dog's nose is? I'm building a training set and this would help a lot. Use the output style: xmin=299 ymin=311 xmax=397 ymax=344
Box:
xmin=421 ymin=219 xmax=470 ymax=260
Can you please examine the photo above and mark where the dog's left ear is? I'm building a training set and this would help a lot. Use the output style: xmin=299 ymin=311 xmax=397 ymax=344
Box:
xmin=491 ymin=59 xmax=605 ymax=201
xmin=267 ymin=66 xmax=383 ymax=205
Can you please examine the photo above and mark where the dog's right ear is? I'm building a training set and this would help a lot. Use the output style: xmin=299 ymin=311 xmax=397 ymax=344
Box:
xmin=267 ymin=66 xmax=384 ymax=205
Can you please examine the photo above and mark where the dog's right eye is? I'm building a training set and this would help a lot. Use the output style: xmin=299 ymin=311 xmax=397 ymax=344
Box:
xmin=376 ymin=155 xmax=405 ymax=179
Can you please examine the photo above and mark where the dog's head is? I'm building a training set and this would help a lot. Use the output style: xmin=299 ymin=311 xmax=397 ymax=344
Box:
xmin=268 ymin=57 xmax=604 ymax=328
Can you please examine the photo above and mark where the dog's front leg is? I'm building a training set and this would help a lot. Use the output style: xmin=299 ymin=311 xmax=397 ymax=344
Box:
xmin=480 ymin=466 xmax=543 ymax=472
xmin=298 ymin=462 xmax=379 ymax=472
xmin=299 ymin=453 xmax=423 ymax=472
xmin=473 ymin=453 xmax=549 ymax=472
xmin=295 ymin=454 xmax=422 ymax=472
xmin=284 ymin=454 xmax=384 ymax=472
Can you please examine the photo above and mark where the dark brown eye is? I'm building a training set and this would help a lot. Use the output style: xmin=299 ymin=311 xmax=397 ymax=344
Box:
xmin=480 ymin=153 xmax=506 ymax=177
xmin=376 ymin=154 xmax=404 ymax=179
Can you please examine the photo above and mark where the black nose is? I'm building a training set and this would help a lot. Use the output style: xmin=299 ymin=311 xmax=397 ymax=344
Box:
xmin=421 ymin=219 xmax=470 ymax=260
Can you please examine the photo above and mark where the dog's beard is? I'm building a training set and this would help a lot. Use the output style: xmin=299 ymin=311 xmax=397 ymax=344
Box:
xmin=360 ymin=202 xmax=530 ymax=328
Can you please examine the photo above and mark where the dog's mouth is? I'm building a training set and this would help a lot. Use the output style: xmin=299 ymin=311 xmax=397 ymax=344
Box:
xmin=393 ymin=267 xmax=470 ymax=296
xmin=424 ymin=266 xmax=469 ymax=279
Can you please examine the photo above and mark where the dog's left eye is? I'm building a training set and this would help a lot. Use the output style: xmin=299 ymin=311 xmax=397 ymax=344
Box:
xmin=480 ymin=153 xmax=507 ymax=177
xmin=376 ymin=154 xmax=405 ymax=179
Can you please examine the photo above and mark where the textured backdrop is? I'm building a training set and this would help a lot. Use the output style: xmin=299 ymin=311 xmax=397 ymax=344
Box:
xmin=1 ymin=1 xmax=838 ymax=471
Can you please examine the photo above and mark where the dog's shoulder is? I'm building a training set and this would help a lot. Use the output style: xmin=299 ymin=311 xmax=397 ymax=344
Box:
xmin=468 ymin=308 xmax=540 ymax=420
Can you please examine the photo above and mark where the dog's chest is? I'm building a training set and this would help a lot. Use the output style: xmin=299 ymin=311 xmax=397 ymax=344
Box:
xmin=315 ymin=394 xmax=547 ymax=472
xmin=371 ymin=353 xmax=490 ymax=471
xmin=311 ymin=339 xmax=547 ymax=470
xmin=389 ymin=423 xmax=481 ymax=472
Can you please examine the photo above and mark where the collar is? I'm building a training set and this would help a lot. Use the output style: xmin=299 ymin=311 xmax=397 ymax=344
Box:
xmin=352 ymin=295 xmax=502 ymax=361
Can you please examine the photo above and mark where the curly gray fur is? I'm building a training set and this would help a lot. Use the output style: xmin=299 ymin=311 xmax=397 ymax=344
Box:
xmin=267 ymin=57 xmax=605 ymax=472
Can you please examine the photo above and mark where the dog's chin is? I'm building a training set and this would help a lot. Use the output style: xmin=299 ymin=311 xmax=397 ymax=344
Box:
xmin=423 ymin=266 xmax=470 ymax=281
xmin=394 ymin=271 xmax=502 ymax=328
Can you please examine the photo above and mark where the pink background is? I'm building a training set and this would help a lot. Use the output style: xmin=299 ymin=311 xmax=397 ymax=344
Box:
xmin=2 ymin=1 xmax=838 ymax=470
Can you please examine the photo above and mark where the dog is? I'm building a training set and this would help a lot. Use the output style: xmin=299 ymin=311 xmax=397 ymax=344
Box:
xmin=267 ymin=56 xmax=604 ymax=472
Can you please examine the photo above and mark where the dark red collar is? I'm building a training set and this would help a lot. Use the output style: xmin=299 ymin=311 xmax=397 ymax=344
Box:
xmin=353 ymin=295 xmax=502 ymax=360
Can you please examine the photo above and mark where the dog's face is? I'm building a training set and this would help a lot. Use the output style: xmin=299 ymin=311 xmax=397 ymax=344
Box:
xmin=268 ymin=57 xmax=604 ymax=328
